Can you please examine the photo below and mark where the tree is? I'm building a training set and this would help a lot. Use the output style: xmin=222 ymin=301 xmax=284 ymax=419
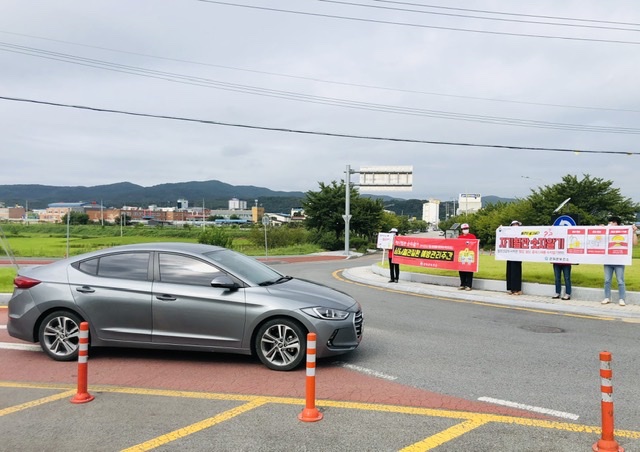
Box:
xmin=302 ymin=181 xmax=348 ymax=241
xmin=439 ymin=174 xmax=639 ymax=249
xmin=198 ymin=227 xmax=233 ymax=247
xmin=302 ymin=181 xmax=385 ymax=248
xmin=115 ymin=213 xmax=132 ymax=226
xmin=351 ymin=196 xmax=384 ymax=242
xmin=526 ymin=174 xmax=638 ymax=225
xmin=61 ymin=211 xmax=89 ymax=225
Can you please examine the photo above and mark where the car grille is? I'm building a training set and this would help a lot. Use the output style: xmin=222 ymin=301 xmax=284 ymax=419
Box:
xmin=353 ymin=310 xmax=363 ymax=339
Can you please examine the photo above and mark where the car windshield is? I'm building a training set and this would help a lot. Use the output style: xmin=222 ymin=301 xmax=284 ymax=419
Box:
xmin=204 ymin=249 xmax=284 ymax=285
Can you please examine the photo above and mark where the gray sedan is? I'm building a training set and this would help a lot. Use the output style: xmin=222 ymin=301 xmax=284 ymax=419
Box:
xmin=8 ymin=242 xmax=363 ymax=371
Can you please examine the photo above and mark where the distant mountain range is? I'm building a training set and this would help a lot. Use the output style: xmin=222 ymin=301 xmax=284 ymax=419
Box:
xmin=0 ymin=180 xmax=515 ymax=218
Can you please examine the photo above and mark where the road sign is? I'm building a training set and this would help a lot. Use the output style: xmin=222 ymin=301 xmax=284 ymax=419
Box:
xmin=553 ymin=215 xmax=576 ymax=226
xmin=358 ymin=166 xmax=413 ymax=191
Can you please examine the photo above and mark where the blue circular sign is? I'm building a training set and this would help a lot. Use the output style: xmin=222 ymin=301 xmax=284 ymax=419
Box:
xmin=553 ymin=215 xmax=576 ymax=226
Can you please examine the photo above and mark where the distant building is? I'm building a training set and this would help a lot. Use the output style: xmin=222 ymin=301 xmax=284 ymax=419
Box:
xmin=422 ymin=199 xmax=440 ymax=227
xmin=290 ymin=208 xmax=305 ymax=222
xmin=0 ymin=205 xmax=26 ymax=222
xmin=40 ymin=202 xmax=88 ymax=223
xmin=229 ymin=198 xmax=247 ymax=210
xmin=177 ymin=199 xmax=189 ymax=210
xmin=458 ymin=193 xmax=482 ymax=215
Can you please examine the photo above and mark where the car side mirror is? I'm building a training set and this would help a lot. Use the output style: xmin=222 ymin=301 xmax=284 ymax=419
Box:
xmin=210 ymin=275 xmax=240 ymax=291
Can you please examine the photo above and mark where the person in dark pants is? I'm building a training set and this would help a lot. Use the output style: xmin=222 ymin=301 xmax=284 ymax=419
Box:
xmin=388 ymin=228 xmax=400 ymax=283
xmin=457 ymin=223 xmax=476 ymax=291
xmin=506 ymin=220 xmax=523 ymax=295
xmin=552 ymin=263 xmax=572 ymax=300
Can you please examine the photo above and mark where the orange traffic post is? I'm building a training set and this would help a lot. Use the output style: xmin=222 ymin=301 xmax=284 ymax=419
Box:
xmin=71 ymin=321 xmax=95 ymax=404
xmin=298 ymin=332 xmax=323 ymax=422
xmin=592 ymin=351 xmax=623 ymax=452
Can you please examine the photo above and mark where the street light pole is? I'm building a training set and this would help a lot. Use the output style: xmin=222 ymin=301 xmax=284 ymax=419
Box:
xmin=262 ymin=214 xmax=270 ymax=258
xmin=343 ymin=165 xmax=353 ymax=256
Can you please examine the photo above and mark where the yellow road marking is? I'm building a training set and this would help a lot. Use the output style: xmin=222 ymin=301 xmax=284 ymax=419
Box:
xmin=2 ymin=381 xmax=640 ymax=441
xmin=0 ymin=389 xmax=76 ymax=416
xmin=121 ymin=397 xmax=270 ymax=451
xmin=401 ymin=416 xmax=490 ymax=451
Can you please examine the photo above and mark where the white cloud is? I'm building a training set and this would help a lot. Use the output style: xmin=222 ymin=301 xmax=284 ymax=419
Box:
xmin=1 ymin=0 xmax=640 ymax=203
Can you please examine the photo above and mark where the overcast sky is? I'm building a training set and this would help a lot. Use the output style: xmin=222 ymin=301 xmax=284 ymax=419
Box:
xmin=2 ymin=1 xmax=640 ymax=204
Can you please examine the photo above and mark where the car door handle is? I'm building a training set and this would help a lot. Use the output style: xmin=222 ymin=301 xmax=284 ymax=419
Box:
xmin=156 ymin=294 xmax=177 ymax=301
xmin=76 ymin=286 xmax=95 ymax=293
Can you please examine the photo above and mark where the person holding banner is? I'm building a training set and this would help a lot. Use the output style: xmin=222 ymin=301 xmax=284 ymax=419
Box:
xmin=457 ymin=223 xmax=476 ymax=291
xmin=506 ymin=220 xmax=523 ymax=295
xmin=601 ymin=216 xmax=638 ymax=306
xmin=388 ymin=228 xmax=400 ymax=283
xmin=552 ymin=263 xmax=572 ymax=300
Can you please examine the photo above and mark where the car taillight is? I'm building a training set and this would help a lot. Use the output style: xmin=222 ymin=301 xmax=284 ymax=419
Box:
xmin=14 ymin=276 xmax=41 ymax=289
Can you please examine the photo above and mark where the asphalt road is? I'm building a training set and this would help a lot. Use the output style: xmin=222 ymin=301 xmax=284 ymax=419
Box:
xmin=1 ymin=255 xmax=639 ymax=451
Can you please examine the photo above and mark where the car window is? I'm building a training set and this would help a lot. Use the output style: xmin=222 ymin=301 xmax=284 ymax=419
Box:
xmin=75 ymin=253 xmax=150 ymax=280
xmin=159 ymin=253 xmax=224 ymax=286
xmin=97 ymin=253 xmax=150 ymax=280
xmin=76 ymin=258 xmax=98 ymax=275
xmin=203 ymin=249 xmax=281 ymax=285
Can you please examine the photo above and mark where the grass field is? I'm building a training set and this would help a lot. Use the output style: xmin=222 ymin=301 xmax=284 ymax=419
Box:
xmin=0 ymin=231 xmax=322 ymax=292
xmin=1 ymin=229 xmax=637 ymax=293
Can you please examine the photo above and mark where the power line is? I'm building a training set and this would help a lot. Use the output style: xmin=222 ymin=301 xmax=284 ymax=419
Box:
xmin=198 ymin=1 xmax=640 ymax=45
xmin=317 ymin=0 xmax=640 ymax=33
xmin=2 ymin=29 xmax=638 ymax=114
xmin=1 ymin=95 xmax=637 ymax=156
xmin=368 ymin=1 xmax=640 ymax=27
xmin=2 ymin=42 xmax=639 ymax=134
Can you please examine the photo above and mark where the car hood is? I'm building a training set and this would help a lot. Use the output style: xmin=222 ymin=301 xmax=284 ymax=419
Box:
xmin=264 ymin=278 xmax=358 ymax=311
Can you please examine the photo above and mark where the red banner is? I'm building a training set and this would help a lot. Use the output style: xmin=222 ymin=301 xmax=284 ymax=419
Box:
xmin=391 ymin=236 xmax=479 ymax=272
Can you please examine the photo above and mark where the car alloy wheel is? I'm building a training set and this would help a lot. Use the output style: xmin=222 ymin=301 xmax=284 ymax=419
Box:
xmin=38 ymin=311 xmax=83 ymax=361
xmin=255 ymin=318 xmax=307 ymax=371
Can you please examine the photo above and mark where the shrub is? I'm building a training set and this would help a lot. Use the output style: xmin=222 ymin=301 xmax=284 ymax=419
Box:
xmin=309 ymin=230 xmax=343 ymax=251
xmin=349 ymin=236 xmax=372 ymax=253
xmin=197 ymin=227 xmax=233 ymax=248
xmin=247 ymin=225 xmax=310 ymax=248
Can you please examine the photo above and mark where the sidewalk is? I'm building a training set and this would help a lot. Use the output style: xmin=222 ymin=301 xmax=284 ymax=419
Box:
xmin=343 ymin=263 xmax=640 ymax=322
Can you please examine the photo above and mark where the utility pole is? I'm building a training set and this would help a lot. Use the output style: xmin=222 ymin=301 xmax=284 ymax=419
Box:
xmin=343 ymin=165 xmax=354 ymax=256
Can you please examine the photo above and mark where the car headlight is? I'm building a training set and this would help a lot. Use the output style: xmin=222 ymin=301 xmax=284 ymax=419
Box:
xmin=302 ymin=307 xmax=350 ymax=320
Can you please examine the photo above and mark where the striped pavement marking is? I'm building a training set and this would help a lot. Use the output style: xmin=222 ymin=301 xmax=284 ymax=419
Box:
xmin=2 ymin=381 xmax=640 ymax=451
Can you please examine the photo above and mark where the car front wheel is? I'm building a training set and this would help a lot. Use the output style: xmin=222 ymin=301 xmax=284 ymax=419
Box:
xmin=38 ymin=311 xmax=83 ymax=361
xmin=255 ymin=318 xmax=307 ymax=371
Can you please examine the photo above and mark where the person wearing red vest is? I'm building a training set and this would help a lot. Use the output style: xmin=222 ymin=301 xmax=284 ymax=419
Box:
xmin=458 ymin=223 xmax=477 ymax=290
xmin=388 ymin=228 xmax=400 ymax=283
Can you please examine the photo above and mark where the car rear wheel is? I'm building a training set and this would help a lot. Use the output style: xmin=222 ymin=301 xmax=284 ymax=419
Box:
xmin=255 ymin=318 xmax=307 ymax=371
xmin=38 ymin=311 xmax=83 ymax=361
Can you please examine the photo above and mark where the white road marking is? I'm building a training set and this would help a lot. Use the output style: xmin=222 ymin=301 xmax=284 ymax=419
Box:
xmin=339 ymin=363 xmax=398 ymax=381
xmin=0 ymin=325 xmax=6 ymax=330
xmin=0 ymin=342 xmax=42 ymax=352
xmin=478 ymin=396 xmax=580 ymax=420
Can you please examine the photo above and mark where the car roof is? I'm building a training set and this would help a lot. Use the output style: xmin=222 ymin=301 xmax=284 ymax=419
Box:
xmin=68 ymin=242 xmax=226 ymax=261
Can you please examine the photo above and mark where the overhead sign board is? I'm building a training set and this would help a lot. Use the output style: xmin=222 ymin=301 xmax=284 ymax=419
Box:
xmin=358 ymin=166 xmax=413 ymax=191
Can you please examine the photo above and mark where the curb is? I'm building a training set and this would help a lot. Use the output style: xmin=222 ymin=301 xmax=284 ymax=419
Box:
xmin=342 ymin=265 xmax=640 ymax=322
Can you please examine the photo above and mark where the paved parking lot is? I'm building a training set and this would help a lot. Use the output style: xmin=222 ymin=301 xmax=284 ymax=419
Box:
xmin=3 ymin=258 xmax=640 ymax=450
xmin=4 ymin=380 xmax=640 ymax=451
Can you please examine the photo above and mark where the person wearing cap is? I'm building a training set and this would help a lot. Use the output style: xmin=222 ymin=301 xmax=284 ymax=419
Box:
xmin=388 ymin=228 xmax=400 ymax=283
xmin=601 ymin=216 xmax=638 ymax=306
xmin=506 ymin=220 xmax=523 ymax=295
xmin=457 ymin=223 xmax=476 ymax=291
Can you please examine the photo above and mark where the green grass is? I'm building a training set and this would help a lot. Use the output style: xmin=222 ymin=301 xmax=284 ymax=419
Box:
xmin=0 ymin=234 xmax=323 ymax=292
xmin=2 ymin=227 xmax=636 ymax=294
